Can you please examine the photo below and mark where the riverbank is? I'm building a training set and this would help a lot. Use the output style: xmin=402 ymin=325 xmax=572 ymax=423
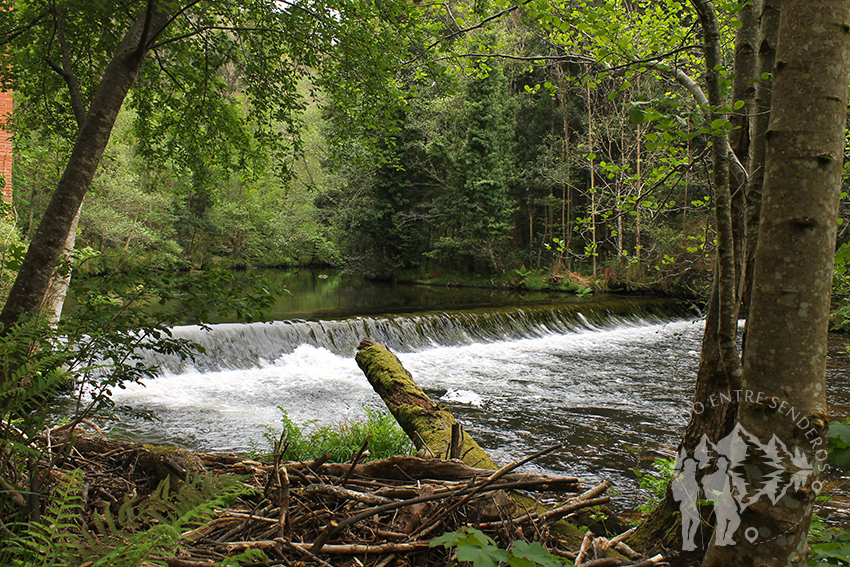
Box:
xmin=4 ymin=428 xmax=646 ymax=567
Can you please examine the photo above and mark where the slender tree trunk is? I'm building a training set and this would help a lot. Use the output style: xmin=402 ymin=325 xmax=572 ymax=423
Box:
xmin=635 ymin=125 xmax=642 ymax=263
xmin=741 ymin=0 xmax=781 ymax=325
xmin=561 ymin=98 xmax=569 ymax=269
xmin=702 ymin=1 xmax=850 ymax=564
xmin=693 ymin=0 xmax=743 ymax=388
xmin=43 ymin=201 xmax=82 ymax=327
xmin=0 ymin=3 xmax=171 ymax=336
xmin=587 ymin=80 xmax=598 ymax=278
xmin=729 ymin=0 xmax=758 ymax=311
xmin=631 ymin=2 xmax=750 ymax=555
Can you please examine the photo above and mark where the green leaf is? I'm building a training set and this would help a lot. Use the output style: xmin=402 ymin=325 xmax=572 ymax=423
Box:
xmin=456 ymin=544 xmax=511 ymax=567
xmin=628 ymin=106 xmax=645 ymax=125
xmin=510 ymin=540 xmax=564 ymax=567
xmin=830 ymin=420 xmax=850 ymax=444
xmin=430 ymin=531 xmax=467 ymax=548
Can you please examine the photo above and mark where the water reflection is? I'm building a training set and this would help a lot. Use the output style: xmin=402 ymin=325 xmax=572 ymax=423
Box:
xmin=232 ymin=268 xmax=610 ymax=321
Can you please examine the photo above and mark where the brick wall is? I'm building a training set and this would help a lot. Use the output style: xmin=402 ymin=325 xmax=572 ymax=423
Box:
xmin=0 ymin=90 xmax=11 ymax=203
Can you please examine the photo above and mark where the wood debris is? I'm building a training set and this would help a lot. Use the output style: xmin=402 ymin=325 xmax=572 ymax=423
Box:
xmin=22 ymin=431 xmax=671 ymax=567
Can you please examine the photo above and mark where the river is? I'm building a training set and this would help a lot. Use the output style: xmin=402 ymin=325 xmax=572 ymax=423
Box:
xmin=83 ymin=269 xmax=850 ymax=511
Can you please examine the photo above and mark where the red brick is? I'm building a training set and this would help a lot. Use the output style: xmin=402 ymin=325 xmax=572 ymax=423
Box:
xmin=0 ymin=89 xmax=10 ymax=203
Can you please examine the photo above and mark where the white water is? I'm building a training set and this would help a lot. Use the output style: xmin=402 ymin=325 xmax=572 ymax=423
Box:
xmin=106 ymin=316 xmax=707 ymax=500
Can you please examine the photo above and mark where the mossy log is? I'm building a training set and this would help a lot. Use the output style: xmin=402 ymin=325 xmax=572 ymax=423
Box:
xmin=355 ymin=339 xmax=496 ymax=470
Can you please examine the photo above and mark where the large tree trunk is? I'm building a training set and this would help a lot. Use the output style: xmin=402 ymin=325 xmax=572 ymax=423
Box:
xmin=702 ymin=1 xmax=850 ymax=565
xmin=0 ymin=3 xmax=170 ymax=337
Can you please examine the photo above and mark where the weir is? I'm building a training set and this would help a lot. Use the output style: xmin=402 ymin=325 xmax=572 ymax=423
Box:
xmin=101 ymin=298 xmax=850 ymax=511
xmin=143 ymin=296 xmax=695 ymax=374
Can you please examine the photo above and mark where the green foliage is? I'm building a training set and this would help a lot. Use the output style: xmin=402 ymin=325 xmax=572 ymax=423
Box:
xmin=0 ymin=212 xmax=26 ymax=307
xmin=258 ymin=407 xmax=413 ymax=463
xmin=3 ymin=469 xmax=87 ymax=565
xmin=0 ymin=251 xmax=284 ymax=541
xmin=805 ymin=418 xmax=850 ymax=566
xmin=827 ymin=419 xmax=850 ymax=474
xmin=575 ymin=284 xmax=593 ymax=299
xmin=831 ymin=243 xmax=850 ymax=331
xmin=633 ymin=457 xmax=677 ymax=514
xmin=0 ymin=316 xmax=76 ymax=480
xmin=0 ymin=468 xmax=261 ymax=566
xmin=431 ymin=527 xmax=569 ymax=567
xmin=808 ymin=530 xmax=850 ymax=567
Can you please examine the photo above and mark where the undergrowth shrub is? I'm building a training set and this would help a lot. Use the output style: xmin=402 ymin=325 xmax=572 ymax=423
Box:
xmin=0 ymin=248 xmax=285 ymax=563
xmin=633 ymin=456 xmax=678 ymax=515
xmin=0 ymin=469 xmax=263 ymax=566
xmin=258 ymin=407 xmax=413 ymax=463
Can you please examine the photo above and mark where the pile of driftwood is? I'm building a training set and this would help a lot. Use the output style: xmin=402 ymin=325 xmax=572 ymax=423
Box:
xmin=54 ymin=431 xmax=660 ymax=567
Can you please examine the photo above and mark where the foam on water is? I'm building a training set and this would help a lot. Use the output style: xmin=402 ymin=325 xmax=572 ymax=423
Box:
xmin=110 ymin=344 xmax=380 ymax=452
xmin=440 ymin=388 xmax=485 ymax=407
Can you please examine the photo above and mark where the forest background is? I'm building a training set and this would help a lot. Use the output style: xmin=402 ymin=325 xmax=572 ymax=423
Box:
xmin=0 ymin=0 xmax=850 ymax=565
xmin=8 ymin=0 xmax=848 ymax=311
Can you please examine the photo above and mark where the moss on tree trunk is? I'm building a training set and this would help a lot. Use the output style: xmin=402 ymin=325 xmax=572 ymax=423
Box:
xmin=355 ymin=339 xmax=496 ymax=470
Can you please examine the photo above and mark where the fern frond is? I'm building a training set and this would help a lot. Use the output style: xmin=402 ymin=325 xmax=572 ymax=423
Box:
xmin=1 ymin=468 xmax=86 ymax=566
xmin=85 ymin=473 xmax=254 ymax=566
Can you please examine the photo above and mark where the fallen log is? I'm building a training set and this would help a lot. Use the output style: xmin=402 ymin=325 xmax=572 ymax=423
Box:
xmin=355 ymin=339 xmax=495 ymax=469
xmin=311 ymin=455 xmax=579 ymax=488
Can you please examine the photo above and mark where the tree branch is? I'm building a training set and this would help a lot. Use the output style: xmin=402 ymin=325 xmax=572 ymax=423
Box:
xmin=667 ymin=66 xmax=747 ymax=181
xmin=136 ymin=0 xmax=156 ymax=57
xmin=595 ymin=45 xmax=703 ymax=74
xmin=143 ymin=0 xmax=203 ymax=51
xmin=48 ymin=8 xmax=85 ymax=128
xmin=453 ymin=52 xmax=594 ymax=63
xmin=149 ymin=25 xmax=287 ymax=50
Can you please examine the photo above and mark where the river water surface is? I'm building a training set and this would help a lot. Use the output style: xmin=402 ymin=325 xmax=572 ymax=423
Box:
xmin=89 ymin=269 xmax=850 ymax=509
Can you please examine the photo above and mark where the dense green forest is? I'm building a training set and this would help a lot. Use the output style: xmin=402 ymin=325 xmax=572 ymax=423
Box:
xmin=2 ymin=0 xmax=850 ymax=566
xmin=12 ymin=0 xmax=846 ymax=298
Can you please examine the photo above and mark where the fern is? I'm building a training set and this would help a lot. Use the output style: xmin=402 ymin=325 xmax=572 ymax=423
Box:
xmin=0 ymin=468 xmax=261 ymax=567
xmin=2 ymin=469 xmax=86 ymax=566
xmin=85 ymin=473 xmax=256 ymax=566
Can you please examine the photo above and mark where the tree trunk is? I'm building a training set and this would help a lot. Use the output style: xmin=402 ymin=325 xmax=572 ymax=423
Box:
xmin=702 ymin=2 xmax=850 ymax=565
xmin=741 ymin=0 xmax=782 ymax=326
xmin=354 ymin=339 xmax=496 ymax=470
xmin=631 ymin=3 xmax=750 ymax=555
xmin=693 ymin=0 xmax=743 ymax=391
xmin=43 ymin=201 xmax=82 ymax=327
xmin=0 ymin=3 xmax=171 ymax=336
xmin=729 ymin=0 xmax=759 ymax=312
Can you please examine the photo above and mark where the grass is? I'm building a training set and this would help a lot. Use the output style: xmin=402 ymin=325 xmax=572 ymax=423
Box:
xmin=256 ymin=407 xmax=414 ymax=463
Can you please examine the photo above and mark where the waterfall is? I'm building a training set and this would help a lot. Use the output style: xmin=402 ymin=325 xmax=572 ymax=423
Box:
xmin=143 ymin=297 xmax=695 ymax=374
